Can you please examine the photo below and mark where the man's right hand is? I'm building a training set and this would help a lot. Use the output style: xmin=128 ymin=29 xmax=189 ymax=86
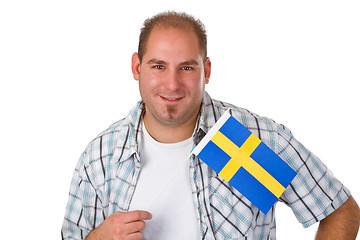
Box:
xmin=85 ymin=210 xmax=152 ymax=240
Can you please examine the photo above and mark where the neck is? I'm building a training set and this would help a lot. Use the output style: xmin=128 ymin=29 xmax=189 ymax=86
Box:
xmin=143 ymin=110 xmax=199 ymax=144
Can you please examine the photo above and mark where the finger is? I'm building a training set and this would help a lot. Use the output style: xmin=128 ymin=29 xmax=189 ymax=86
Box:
xmin=127 ymin=231 xmax=143 ymax=240
xmin=122 ymin=210 xmax=152 ymax=223
xmin=125 ymin=220 xmax=147 ymax=233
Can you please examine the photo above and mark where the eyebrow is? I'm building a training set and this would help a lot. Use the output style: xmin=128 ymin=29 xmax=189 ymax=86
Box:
xmin=147 ymin=58 xmax=166 ymax=65
xmin=146 ymin=58 xmax=199 ymax=66
xmin=179 ymin=59 xmax=199 ymax=66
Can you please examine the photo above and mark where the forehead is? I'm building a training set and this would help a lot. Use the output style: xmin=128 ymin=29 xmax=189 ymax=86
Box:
xmin=143 ymin=26 xmax=202 ymax=60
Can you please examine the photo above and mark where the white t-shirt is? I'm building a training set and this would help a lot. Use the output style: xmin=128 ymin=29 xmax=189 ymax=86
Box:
xmin=128 ymin=122 xmax=200 ymax=240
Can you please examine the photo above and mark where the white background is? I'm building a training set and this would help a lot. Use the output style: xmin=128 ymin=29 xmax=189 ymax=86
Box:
xmin=1 ymin=1 xmax=359 ymax=239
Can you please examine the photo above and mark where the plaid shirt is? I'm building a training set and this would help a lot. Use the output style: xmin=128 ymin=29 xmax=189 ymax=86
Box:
xmin=62 ymin=91 xmax=350 ymax=240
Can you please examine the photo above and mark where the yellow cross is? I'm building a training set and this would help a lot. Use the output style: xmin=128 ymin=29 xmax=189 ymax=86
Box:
xmin=211 ymin=131 xmax=285 ymax=198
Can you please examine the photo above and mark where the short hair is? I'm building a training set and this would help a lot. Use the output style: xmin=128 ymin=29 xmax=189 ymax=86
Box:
xmin=138 ymin=11 xmax=207 ymax=63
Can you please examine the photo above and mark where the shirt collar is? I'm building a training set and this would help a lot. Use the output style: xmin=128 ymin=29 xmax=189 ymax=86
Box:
xmin=128 ymin=101 xmax=145 ymax=159
xmin=193 ymin=91 xmax=222 ymax=143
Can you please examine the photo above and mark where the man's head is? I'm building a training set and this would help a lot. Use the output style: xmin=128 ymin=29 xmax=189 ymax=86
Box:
xmin=138 ymin=11 xmax=207 ymax=64
xmin=131 ymin=11 xmax=211 ymax=143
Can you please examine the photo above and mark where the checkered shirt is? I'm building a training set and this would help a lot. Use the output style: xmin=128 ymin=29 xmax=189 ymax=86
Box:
xmin=61 ymin=91 xmax=350 ymax=239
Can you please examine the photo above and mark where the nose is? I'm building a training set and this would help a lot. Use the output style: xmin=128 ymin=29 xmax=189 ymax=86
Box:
xmin=164 ymin=68 xmax=181 ymax=91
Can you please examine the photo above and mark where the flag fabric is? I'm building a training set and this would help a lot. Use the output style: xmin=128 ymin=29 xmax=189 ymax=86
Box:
xmin=192 ymin=110 xmax=297 ymax=214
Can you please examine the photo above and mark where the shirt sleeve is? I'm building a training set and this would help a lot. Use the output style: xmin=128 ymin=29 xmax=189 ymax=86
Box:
xmin=275 ymin=124 xmax=351 ymax=228
xmin=61 ymin=151 xmax=104 ymax=239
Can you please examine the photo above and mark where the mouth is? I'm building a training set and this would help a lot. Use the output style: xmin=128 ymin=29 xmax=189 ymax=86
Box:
xmin=160 ymin=96 xmax=183 ymax=102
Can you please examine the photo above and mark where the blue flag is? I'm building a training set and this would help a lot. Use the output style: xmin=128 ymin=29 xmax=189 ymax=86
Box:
xmin=192 ymin=110 xmax=297 ymax=214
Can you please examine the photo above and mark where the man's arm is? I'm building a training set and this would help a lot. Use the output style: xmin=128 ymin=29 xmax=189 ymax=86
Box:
xmin=315 ymin=195 xmax=360 ymax=240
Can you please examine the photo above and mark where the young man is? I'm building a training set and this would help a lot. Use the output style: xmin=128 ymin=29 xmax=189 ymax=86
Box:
xmin=62 ymin=11 xmax=360 ymax=240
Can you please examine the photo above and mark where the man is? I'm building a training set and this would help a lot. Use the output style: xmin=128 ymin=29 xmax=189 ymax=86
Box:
xmin=62 ymin=11 xmax=360 ymax=239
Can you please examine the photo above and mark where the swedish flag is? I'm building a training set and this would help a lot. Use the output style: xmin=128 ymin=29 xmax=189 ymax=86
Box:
xmin=192 ymin=110 xmax=297 ymax=214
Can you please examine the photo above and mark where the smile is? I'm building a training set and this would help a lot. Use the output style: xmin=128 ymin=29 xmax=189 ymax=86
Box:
xmin=160 ymin=96 xmax=183 ymax=102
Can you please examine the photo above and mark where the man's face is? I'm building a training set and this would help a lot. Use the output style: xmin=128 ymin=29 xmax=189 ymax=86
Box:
xmin=132 ymin=26 xmax=211 ymax=129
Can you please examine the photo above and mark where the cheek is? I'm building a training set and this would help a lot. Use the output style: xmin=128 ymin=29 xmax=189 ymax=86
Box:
xmin=140 ymin=71 xmax=162 ymax=89
xmin=138 ymin=75 xmax=162 ymax=101
xmin=186 ymin=76 xmax=205 ymax=93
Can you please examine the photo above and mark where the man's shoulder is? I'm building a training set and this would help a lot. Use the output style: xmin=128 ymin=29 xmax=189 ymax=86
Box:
xmin=84 ymin=117 xmax=129 ymax=151
xmin=205 ymin=96 xmax=290 ymax=149
xmin=82 ymin=102 xmax=143 ymax=162
xmin=73 ymin=102 xmax=143 ymax=190
xmin=209 ymin=97 xmax=281 ymax=130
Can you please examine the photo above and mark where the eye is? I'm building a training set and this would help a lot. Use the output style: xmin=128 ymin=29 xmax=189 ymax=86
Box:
xmin=182 ymin=66 xmax=192 ymax=70
xmin=153 ymin=65 xmax=165 ymax=69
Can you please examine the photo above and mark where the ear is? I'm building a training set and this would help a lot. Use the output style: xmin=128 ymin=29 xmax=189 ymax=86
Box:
xmin=204 ymin=57 xmax=211 ymax=84
xmin=131 ymin=52 xmax=141 ymax=80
